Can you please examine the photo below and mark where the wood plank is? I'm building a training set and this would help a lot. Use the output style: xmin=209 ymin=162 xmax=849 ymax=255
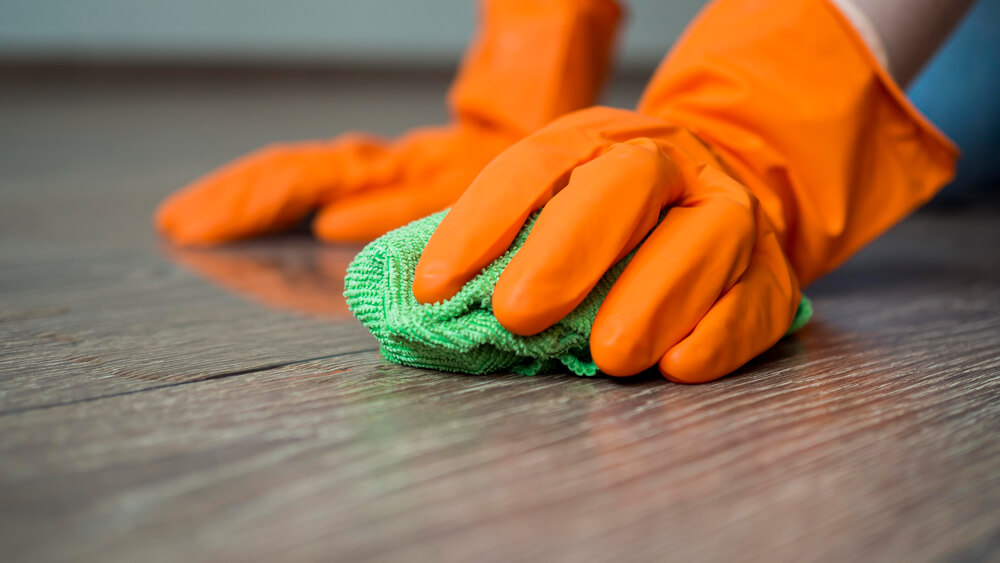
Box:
xmin=3 ymin=210 xmax=999 ymax=561
xmin=0 ymin=239 xmax=377 ymax=413
xmin=1 ymin=311 xmax=997 ymax=561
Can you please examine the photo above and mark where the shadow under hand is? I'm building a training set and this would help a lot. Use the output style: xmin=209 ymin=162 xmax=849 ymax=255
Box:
xmin=162 ymin=235 xmax=365 ymax=320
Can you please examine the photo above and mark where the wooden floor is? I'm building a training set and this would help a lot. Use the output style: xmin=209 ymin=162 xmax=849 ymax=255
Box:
xmin=1 ymin=70 xmax=998 ymax=563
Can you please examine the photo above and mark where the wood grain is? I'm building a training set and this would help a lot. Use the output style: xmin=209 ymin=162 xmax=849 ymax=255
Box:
xmin=1 ymin=72 xmax=998 ymax=563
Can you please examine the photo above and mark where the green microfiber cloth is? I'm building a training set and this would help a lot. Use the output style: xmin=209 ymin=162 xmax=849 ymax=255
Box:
xmin=344 ymin=211 xmax=812 ymax=376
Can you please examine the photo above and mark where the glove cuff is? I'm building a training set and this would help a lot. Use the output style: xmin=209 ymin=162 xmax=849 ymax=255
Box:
xmin=637 ymin=0 xmax=958 ymax=285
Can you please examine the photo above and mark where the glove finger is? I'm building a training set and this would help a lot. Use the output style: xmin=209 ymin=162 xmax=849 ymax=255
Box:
xmin=658 ymin=220 xmax=801 ymax=384
xmin=313 ymin=177 xmax=461 ymax=243
xmin=589 ymin=166 xmax=758 ymax=376
xmin=156 ymin=135 xmax=393 ymax=246
xmin=492 ymin=139 xmax=681 ymax=335
xmin=412 ymin=113 xmax=615 ymax=305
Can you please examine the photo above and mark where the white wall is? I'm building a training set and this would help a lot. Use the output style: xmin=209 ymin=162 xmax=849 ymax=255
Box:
xmin=0 ymin=0 xmax=707 ymax=68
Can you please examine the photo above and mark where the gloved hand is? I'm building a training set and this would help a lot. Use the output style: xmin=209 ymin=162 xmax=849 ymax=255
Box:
xmin=413 ymin=107 xmax=801 ymax=383
xmin=156 ymin=125 xmax=514 ymax=244
xmin=414 ymin=0 xmax=957 ymax=383
xmin=156 ymin=0 xmax=621 ymax=245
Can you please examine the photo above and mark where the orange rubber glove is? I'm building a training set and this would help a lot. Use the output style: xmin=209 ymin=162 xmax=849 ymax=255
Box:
xmin=156 ymin=0 xmax=621 ymax=245
xmin=413 ymin=0 xmax=957 ymax=383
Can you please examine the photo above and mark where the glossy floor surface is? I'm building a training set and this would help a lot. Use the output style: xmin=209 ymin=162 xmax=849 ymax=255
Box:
xmin=1 ymin=70 xmax=999 ymax=562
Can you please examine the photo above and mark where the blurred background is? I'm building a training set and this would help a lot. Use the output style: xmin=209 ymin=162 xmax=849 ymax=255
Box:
xmin=1 ymin=0 xmax=997 ymax=200
xmin=0 ymin=0 xmax=703 ymax=70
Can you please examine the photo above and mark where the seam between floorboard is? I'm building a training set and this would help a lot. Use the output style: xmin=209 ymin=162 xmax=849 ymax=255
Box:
xmin=1 ymin=347 xmax=379 ymax=417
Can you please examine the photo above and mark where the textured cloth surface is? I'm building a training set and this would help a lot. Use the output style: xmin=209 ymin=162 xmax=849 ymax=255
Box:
xmin=345 ymin=211 xmax=812 ymax=376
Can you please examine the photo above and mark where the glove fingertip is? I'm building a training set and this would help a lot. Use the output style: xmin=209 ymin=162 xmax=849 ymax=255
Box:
xmin=154 ymin=189 xmax=225 ymax=245
xmin=313 ymin=208 xmax=372 ymax=243
xmin=659 ymin=345 xmax=728 ymax=385
xmin=492 ymin=289 xmax=546 ymax=337
xmin=411 ymin=261 xmax=468 ymax=305
xmin=589 ymin=327 xmax=649 ymax=378
xmin=153 ymin=205 xmax=175 ymax=237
